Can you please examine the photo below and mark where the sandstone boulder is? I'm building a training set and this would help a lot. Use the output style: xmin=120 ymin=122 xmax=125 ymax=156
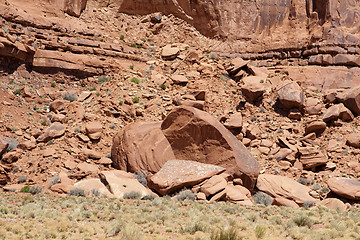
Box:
xmin=224 ymin=183 xmax=253 ymax=205
xmin=327 ymin=177 xmax=360 ymax=200
xmin=257 ymin=174 xmax=316 ymax=207
xmin=299 ymin=147 xmax=328 ymax=169
xmin=99 ymin=170 xmax=153 ymax=198
xmin=170 ymin=74 xmax=188 ymax=84
xmin=319 ymin=198 xmax=347 ymax=211
xmin=323 ymin=103 xmax=354 ymax=122
xmin=223 ymin=112 xmax=243 ymax=130
xmin=74 ymin=178 xmax=113 ymax=197
xmin=37 ymin=122 xmax=66 ymax=142
xmin=161 ymin=106 xmax=259 ymax=190
xmin=2 ymin=149 xmax=22 ymax=163
xmin=343 ymin=86 xmax=360 ymax=115
xmin=278 ymin=81 xmax=305 ymax=109
xmin=304 ymin=120 xmax=326 ymax=135
xmin=241 ymin=76 xmax=265 ymax=102
xmin=161 ymin=45 xmax=180 ymax=60
xmin=64 ymin=0 xmax=88 ymax=17
xmin=111 ymin=122 xmax=175 ymax=173
xmin=148 ymin=160 xmax=225 ymax=195
xmin=346 ymin=134 xmax=360 ymax=148
xmin=200 ymin=175 xmax=227 ymax=196
xmin=85 ymin=122 xmax=102 ymax=140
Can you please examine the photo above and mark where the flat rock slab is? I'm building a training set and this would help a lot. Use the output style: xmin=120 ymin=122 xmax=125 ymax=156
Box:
xmin=74 ymin=178 xmax=113 ymax=197
xmin=278 ymin=81 xmax=305 ymax=109
xmin=99 ymin=170 xmax=153 ymax=199
xmin=111 ymin=122 xmax=175 ymax=173
xmin=161 ymin=106 xmax=259 ymax=190
xmin=327 ymin=177 xmax=360 ymax=200
xmin=257 ymin=174 xmax=316 ymax=207
xmin=37 ymin=122 xmax=65 ymax=142
xmin=148 ymin=160 xmax=225 ymax=196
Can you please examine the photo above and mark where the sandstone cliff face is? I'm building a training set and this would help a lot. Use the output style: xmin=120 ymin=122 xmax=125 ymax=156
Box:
xmin=116 ymin=0 xmax=360 ymax=49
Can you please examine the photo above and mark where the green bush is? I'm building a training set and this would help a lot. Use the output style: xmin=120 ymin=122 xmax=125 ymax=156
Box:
xmin=130 ymin=77 xmax=140 ymax=84
xmin=159 ymin=84 xmax=166 ymax=90
xmin=20 ymin=185 xmax=31 ymax=193
xmin=120 ymin=34 xmax=124 ymax=40
xmin=132 ymin=97 xmax=140 ymax=103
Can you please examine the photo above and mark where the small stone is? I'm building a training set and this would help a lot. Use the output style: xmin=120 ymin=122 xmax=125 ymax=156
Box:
xmin=86 ymin=122 xmax=102 ymax=140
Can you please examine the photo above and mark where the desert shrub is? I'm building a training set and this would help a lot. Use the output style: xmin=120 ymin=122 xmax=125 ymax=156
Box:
xmin=107 ymin=221 xmax=122 ymax=237
xmin=253 ymin=191 xmax=273 ymax=206
xmin=123 ymin=191 xmax=142 ymax=199
xmin=303 ymin=201 xmax=315 ymax=208
xmin=120 ymin=34 xmax=124 ymax=40
xmin=20 ymin=185 xmax=31 ymax=193
xmin=211 ymin=227 xmax=242 ymax=240
xmin=255 ymin=225 xmax=266 ymax=239
xmin=130 ymin=77 xmax=140 ymax=84
xmin=63 ymin=92 xmax=78 ymax=102
xmin=68 ymin=188 xmax=86 ymax=197
xmin=141 ymin=194 xmax=156 ymax=200
xmin=132 ymin=97 xmax=140 ymax=103
xmin=90 ymin=189 xmax=100 ymax=197
xmin=98 ymin=75 xmax=110 ymax=84
xmin=129 ymin=64 xmax=134 ymax=70
xmin=297 ymin=177 xmax=313 ymax=186
xmin=132 ymin=171 xmax=147 ymax=186
xmin=18 ymin=175 xmax=27 ymax=183
xmin=29 ymin=185 xmax=42 ymax=195
xmin=175 ymin=189 xmax=196 ymax=201
xmin=13 ymin=88 xmax=22 ymax=95
xmin=159 ymin=84 xmax=166 ymax=90
xmin=292 ymin=214 xmax=313 ymax=227
xmin=5 ymin=138 xmax=18 ymax=152
xmin=50 ymin=176 xmax=60 ymax=186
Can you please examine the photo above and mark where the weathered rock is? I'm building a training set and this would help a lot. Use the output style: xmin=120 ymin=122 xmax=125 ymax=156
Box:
xmin=85 ymin=122 xmax=102 ymax=140
xmin=64 ymin=0 xmax=88 ymax=17
xmin=82 ymin=148 xmax=102 ymax=159
xmin=77 ymin=162 xmax=99 ymax=173
xmin=161 ymin=45 xmax=180 ymax=60
xmin=161 ymin=106 xmax=260 ymax=190
xmin=148 ymin=160 xmax=225 ymax=195
xmin=274 ymin=148 xmax=293 ymax=161
xmin=299 ymin=147 xmax=328 ymax=169
xmin=99 ymin=170 xmax=153 ymax=198
xmin=241 ymin=76 xmax=265 ymax=102
xmin=327 ymin=177 xmax=360 ymax=200
xmin=50 ymin=172 xmax=74 ymax=194
xmin=2 ymin=149 xmax=22 ymax=163
xmin=343 ymin=86 xmax=360 ymax=115
xmin=180 ymin=100 xmax=204 ymax=110
xmin=200 ymin=175 xmax=227 ymax=196
xmin=0 ymin=138 xmax=8 ymax=159
xmin=224 ymin=112 xmax=243 ymax=130
xmin=111 ymin=122 xmax=175 ymax=173
xmin=319 ymin=198 xmax=347 ymax=211
xmin=37 ymin=122 xmax=66 ymax=142
xmin=224 ymin=183 xmax=253 ymax=205
xmin=74 ymin=178 xmax=113 ymax=197
xmin=346 ymin=134 xmax=360 ymax=148
xmin=170 ymin=74 xmax=188 ymax=84
xmin=278 ymin=81 xmax=305 ymax=109
xmin=0 ymin=165 xmax=10 ymax=185
xmin=304 ymin=121 xmax=326 ymax=135
xmin=257 ymin=174 xmax=317 ymax=206
xmin=323 ymin=103 xmax=354 ymax=122
xmin=50 ymin=99 xmax=69 ymax=113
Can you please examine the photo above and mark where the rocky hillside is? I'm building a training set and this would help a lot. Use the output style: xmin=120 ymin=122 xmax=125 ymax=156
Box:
xmin=0 ymin=0 xmax=359 ymax=209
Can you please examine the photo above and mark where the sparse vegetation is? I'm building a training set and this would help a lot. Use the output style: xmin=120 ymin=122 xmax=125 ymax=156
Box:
xmin=5 ymin=138 xmax=18 ymax=152
xmin=175 ymin=189 xmax=196 ymax=201
xmin=68 ymin=188 xmax=86 ymax=197
xmin=63 ymin=92 xmax=78 ymax=102
xmin=20 ymin=185 xmax=31 ymax=193
xmin=123 ymin=191 xmax=142 ymax=199
xmin=98 ymin=75 xmax=111 ymax=84
xmin=132 ymin=97 xmax=140 ymax=103
xmin=159 ymin=84 xmax=166 ymax=90
xmin=130 ymin=77 xmax=140 ymax=84
xmin=253 ymin=191 xmax=273 ymax=206
xmin=132 ymin=171 xmax=147 ymax=186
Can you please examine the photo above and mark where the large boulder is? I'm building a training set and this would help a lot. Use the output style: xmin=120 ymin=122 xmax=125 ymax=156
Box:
xmin=257 ymin=174 xmax=317 ymax=207
xmin=161 ymin=106 xmax=259 ymax=190
xmin=278 ymin=81 xmax=305 ymax=109
xmin=99 ymin=170 xmax=153 ymax=198
xmin=323 ymin=103 xmax=354 ymax=122
xmin=327 ymin=177 xmax=360 ymax=200
xmin=111 ymin=122 xmax=175 ymax=173
xmin=64 ymin=0 xmax=88 ymax=17
xmin=148 ymin=160 xmax=225 ymax=195
xmin=74 ymin=178 xmax=113 ymax=197
xmin=343 ymin=86 xmax=360 ymax=115
xmin=241 ymin=76 xmax=265 ymax=102
xmin=346 ymin=134 xmax=360 ymax=148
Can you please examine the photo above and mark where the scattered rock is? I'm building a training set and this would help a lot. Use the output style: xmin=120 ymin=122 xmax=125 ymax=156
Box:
xmin=74 ymin=178 xmax=113 ymax=197
xmin=299 ymin=147 xmax=328 ymax=169
xmin=327 ymin=177 xmax=360 ymax=200
xmin=99 ymin=170 xmax=153 ymax=198
xmin=304 ymin=120 xmax=326 ymax=135
xmin=323 ymin=103 xmax=354 ymax=122
xmin=346 ymin=134 xmax=360 ymax=148
xmin=257 ymin=174 xmax=317 ymax=207
xmin=223 ymin=112 xmax=243 ymax=130
xmin=343 ymin=86 xmax=360 ymax=115
xmin=200 ymin=175 xmax=227 ymax=197
xmin=37 ymin=122 xmax=66 ymax=142
xmin=161 ymin=45 xmax=180 ymax=60
xmin=85 ymin=122 xmax=102 ymax=140
xmin=170 ymin=74 xmax=188 ymax=84
xmin=241 ymin=76 xmax=265 ymax=102
xmin=278 ymin=81 xmax=305 ymax=109
xmin=319 ymin=198 xmax=347 ymax=211
xmin=0 ymin=138 xmax=9 ymax=158
xmin=148 ymin=160 xmax=225 ymax=195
